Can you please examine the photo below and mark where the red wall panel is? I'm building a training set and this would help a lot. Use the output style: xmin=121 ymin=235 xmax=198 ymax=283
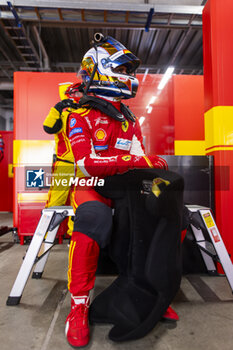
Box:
xmin=14 ymin=72 xmax=77 ymax=140
xmin=203 ymin=0 xmax=233 ymax=263
xmin=127 ymin=74 xmax=175 ymax=155
xmin=203 ymin=0 xmax=233 ymax=111
xmin=0 ymin=131 xmax=13 ymax=212
xmin=174 ymin=75 xmax=205 ymax=141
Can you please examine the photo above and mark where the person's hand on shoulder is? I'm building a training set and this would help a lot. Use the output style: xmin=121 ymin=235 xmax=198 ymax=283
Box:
xmin=54 ymin=99 xmax=79 ymax=114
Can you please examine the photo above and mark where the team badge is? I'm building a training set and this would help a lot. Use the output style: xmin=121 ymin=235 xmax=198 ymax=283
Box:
xmin=122 ymin=120 xmax=129 ymax=132
xmin=121 ymin=155 xmax=131 ymax=162
xmin=70 ymin=118 xmax=76 ymax=128
xmin=95 ymin=128 xmax=107 ymax=141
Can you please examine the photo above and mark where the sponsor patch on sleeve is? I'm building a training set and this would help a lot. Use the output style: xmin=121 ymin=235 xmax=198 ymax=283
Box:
xmin=115 ymin=138 xmax=132 ymax=151
xmin=69 ymin=127 xmax=83 ymax=137
xmin=94 ymin=145 xmax=109 ymax=151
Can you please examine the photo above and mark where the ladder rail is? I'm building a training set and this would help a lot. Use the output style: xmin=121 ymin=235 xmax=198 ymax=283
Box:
xmin=32 ymin=224 xmax=60 ymax=278
xmin=6 ymin=211 xmax=55 ymax=304
xmin=199 ymin=209 xmax=233 ymax=293
xmin=190 ymin=223 xmax=217 ymax=273
xmin=6 ymin=206 xmax=74 ymax=305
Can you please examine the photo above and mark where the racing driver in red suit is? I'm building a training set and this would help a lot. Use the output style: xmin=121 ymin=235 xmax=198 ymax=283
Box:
xmin=65 ymin=34 xmax=178 ymax=348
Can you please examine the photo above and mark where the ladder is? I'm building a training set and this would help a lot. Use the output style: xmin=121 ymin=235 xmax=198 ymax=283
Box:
xmin=0 ymin=1 xmax=41 ymax=70
xmin=186 ymin=205 xmax=233 ymax=293
xmin=6 ymin=206 xmax=74 ymax=306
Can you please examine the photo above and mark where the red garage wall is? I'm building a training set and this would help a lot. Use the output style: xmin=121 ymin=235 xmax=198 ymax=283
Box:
xmin=14 ymin=72 xmax=77 ymax=140
xmin=14 ymin=72 xmax=78 ymax=241
xmin=174 ymin=75 xmax=205 ymax=141
xmin=127 ymin=74 xmax=175 ymax=155
xmin=0 ymin=131 xmax=13 ymax=212
xmin=203 ymin=0 xmax=233 ymax=264
xmin=173 ymin=75 xmax=205 ymax=155
xmin=130 ymin=74 xmax=205 ymax=156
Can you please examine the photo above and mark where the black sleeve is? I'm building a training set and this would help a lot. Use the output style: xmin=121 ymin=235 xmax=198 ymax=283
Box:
xmin=43 ymin=118 xmax=63 ymax=134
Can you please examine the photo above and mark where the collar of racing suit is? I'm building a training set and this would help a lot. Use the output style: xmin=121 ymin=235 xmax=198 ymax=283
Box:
xmin=95 ymin=94 xmax=121 ymax=103
xmin=78 ymin=95 xmax=136 ymax=123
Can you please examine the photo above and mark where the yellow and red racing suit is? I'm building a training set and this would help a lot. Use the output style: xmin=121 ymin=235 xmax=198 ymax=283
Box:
xmin=66 ymin=99 xmax=168 ymax=294
xmin=43 ymin=107 xmax=75 ymax=235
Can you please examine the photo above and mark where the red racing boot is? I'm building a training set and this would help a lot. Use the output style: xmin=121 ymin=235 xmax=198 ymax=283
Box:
xmin=162 ymin=306 xmax=179 ymax=322
xmin=65 ymin=295 xmax=90 ymax=347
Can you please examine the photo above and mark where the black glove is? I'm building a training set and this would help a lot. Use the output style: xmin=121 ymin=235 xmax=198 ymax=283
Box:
xmin=54 ymin=99 xmax=79 ymax=114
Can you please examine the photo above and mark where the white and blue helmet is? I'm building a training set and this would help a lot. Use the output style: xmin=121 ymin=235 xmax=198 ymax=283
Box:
xmin=80 ymin=34 xmax=140 ymax=99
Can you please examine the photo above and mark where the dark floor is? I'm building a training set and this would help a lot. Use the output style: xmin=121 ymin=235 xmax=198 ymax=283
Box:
xmin=1 ymin=212 xmax=233 ymax=350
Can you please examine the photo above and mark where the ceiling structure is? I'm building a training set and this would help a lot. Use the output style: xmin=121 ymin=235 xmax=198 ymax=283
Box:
xmin=0 ymin=0 xmax=207 ymax=117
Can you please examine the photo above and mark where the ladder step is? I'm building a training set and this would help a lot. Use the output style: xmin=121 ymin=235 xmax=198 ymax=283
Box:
xmin=25 ymin=61 xmax=39 ymax=64
xmin=5 ymin=26 xmax=22 ymax=30
xmin=16 ymin=45 xmax=31 ymax=48
xmin=22 ymin=53 xmax=36 ymax=57
xmin=11 ymin=36 xmax=26 ymax=40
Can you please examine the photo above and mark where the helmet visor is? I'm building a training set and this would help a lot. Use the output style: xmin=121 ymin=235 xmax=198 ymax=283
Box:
xmin=102 ymin=50 xmax=140 ymax=74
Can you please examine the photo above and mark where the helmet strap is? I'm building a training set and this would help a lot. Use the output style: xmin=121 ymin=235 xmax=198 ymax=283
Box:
xmin=84 ymin=42 xmax=99 ymax=95
xmin=84 ymin=62 xmax=98 ymax=95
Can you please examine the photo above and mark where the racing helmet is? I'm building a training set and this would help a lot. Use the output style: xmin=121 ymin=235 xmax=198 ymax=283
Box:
xmin=80 ymin=34 xmax=140 ymax=99
xmin=58 ymin=82 xmax=73 ymax=100
xmin=65 ymin=81 xmax=84 ymax=102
